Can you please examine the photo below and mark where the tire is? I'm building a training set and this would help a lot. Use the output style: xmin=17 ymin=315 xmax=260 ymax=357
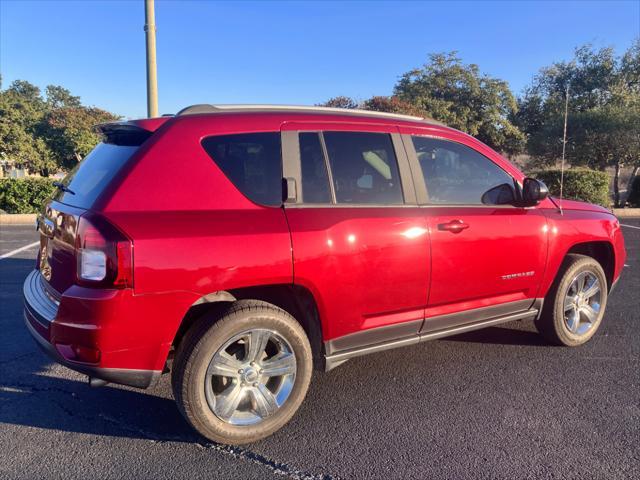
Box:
xmin=172 ymin=300 xmax=313 ymax=444
xmin=536 ymin=254 xmax=608 ymax=346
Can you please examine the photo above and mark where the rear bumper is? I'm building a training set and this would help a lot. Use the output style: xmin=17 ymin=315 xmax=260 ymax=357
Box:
xmin=24 ymin=314 xmax=159 ymax=388
xmin=23 ymin=270 xmax=160 ymax=388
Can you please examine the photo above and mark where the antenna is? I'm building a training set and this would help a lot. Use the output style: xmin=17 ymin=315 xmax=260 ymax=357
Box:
xmin=559 ymin=83 xmax=570 ymax=215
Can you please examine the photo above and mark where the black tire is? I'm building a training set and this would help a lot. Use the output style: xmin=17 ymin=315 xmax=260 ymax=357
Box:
xmin=172 ymin=300 xmax=313 ymax=444
xmin=536 ymin=254 xmax=608 ymax=346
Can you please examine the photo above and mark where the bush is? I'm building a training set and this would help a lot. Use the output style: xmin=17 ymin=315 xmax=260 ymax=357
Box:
xmin=0 ymin=177 xmax=57 ymax=214
xmin=531 ymin=168 xmax=610 ymax=208
xmin=628 ymin=174 xmax=640 ymax=208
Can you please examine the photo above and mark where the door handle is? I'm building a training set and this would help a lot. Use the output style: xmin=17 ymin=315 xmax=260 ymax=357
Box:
xmin=438 ymin=220 xmax=469 ymax=233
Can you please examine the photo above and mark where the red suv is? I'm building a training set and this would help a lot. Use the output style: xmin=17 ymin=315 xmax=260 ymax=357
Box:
xmin=24 ymin=105 xmax=626 ymax=444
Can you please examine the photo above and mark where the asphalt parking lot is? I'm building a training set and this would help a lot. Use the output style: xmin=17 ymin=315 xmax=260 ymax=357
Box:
xmin=1 ymin=220 xmax=638 ymax=479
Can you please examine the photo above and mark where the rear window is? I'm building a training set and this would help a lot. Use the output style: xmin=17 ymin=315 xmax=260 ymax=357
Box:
xmin=54 ymin=143 xmax=139 ymax=208
xmin=202 ymin=132 xmax=282 ymax=206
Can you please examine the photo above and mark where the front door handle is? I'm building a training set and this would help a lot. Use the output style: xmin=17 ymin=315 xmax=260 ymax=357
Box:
xmin=438 ymin=220 xmax=469 ymax=233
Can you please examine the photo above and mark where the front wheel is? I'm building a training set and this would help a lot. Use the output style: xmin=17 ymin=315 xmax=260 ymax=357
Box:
xmin=536 ymin=254 xmax=608 ymax=346
xmin=172 ymin=300 xmax=313 ymax=444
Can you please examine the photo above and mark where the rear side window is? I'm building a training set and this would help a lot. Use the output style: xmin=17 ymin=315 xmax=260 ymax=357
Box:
xmin=323 ymin=132 xmax=403 ymax=205
xmin=412 ymin=136 xmax=513 ymax=205
xmin=202 ymin=132 xmax=282 ymax=206
xmin=54 ymin=143 xmax=139 ymax=208
xmin=299 ymin=133 xmax=331 ymax=203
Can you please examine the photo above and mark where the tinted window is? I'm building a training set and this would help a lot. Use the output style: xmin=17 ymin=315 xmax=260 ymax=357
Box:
xmin=323 ymin=132 xmax=403 ymax=205
xmin=412 ymin=136 xmax=514 ymax=205
xmin=202 ymin=132 xmax=282 ymax=206
xmin=299 ymin=133 xmax=331 ymax=203
xmin=54 ymin=143 xmax=139 ymax=208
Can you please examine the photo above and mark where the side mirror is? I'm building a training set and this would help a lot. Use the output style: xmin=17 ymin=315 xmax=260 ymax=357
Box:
xmin=481 ymin=183 xmax=517 ymax=205
xmin=521 ymin=177 xmax=549 ymax=206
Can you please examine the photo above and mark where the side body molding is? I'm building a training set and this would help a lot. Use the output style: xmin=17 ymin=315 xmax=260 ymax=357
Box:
xmin=324 ymin=299 xmax=544 ymax=371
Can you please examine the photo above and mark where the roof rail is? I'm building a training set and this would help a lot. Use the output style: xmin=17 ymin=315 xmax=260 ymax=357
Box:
xmin=175 ymin=104 xmax=442 ymax=124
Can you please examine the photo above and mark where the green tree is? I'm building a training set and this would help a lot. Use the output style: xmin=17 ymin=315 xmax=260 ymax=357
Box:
xmin=0 ymin=79 xmax=120 ymax=175
xmin=569 ymin=104 xmax=639 ymax=206
xmin=8 ymin=79 xmax=44 ymax=103
xmin=516 ymin=44 xmax=620 ymax=164
xmin=394 ymin=52 xmax=525 ymax=156
xmin=45 ymin=85 xmax=81 ymax=109
xmin=361 ymin=96 xmax=427 ymax=117
xmin=517 ymin=41 xmax=640 ymax=206
xmin=318 ymin=96 xmax=359 ymax=109
xmin=0 ymin=80 xmax=56 ymax=175
xmin=41 ymin=106 xmax=118 ymax=170
xmin=620 ymin=40 xmax=640 ymax=197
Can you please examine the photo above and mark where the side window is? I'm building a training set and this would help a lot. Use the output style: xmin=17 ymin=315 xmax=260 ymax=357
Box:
xmin=411 ymin=136 xmax=514 ymax=205
xmin=202 ymin=132 xmax=282 ymax=206
xmin=299 ymin=133 xmax=331 ymax=203
xmin=323 ymin=132 xmax=403 ymax=205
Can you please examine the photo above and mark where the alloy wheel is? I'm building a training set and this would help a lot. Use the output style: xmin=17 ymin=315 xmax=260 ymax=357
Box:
xmin=204 ymin=329 xmax=296 ymax=426
xmin=563 ymin=271 xmax=602 ymax=336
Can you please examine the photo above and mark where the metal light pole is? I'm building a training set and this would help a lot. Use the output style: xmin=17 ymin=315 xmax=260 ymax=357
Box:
xmin=144 ymin=0 xmax=158 ymax=117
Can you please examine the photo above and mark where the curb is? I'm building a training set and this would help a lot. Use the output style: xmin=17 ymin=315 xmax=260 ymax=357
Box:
xmin=613 ymin=208 xmax=640 ymax=218
xmin=0 ymin=214 xmax=37 ymax=225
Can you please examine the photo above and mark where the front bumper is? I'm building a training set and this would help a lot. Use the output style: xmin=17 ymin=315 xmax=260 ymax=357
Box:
xmin=23 ymin=270 xmax=159 ymax=388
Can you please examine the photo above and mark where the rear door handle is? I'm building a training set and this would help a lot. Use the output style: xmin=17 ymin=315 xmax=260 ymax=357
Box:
xmin=438 ymin=220 xmax=469 ymax=233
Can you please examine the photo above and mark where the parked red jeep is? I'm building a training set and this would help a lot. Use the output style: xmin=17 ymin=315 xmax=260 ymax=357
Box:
xmin=24 ymin=105 xmax=626 ymax=444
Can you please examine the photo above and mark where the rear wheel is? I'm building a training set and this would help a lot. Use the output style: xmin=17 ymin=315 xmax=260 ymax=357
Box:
xmin=172 ymin=300 xmax=313 ymax=444
xmin=536 ymin=254 xmax=608 ymax=346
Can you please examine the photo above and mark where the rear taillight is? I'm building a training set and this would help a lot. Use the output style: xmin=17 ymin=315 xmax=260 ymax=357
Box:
xmin=75 ymin=213 xmax=133 ymax=288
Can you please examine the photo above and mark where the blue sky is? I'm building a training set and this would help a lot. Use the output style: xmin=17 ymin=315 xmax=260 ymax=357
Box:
xmin=1 ymin=1 xmax=638 ymax=119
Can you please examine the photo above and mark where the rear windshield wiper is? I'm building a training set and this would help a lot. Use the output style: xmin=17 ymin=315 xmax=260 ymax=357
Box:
xmin=53 ymin=181 xmax=75 ymax=195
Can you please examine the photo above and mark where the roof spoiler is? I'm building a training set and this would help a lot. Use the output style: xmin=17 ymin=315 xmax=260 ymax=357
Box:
xmin=95 ymin=123 xmax=152 ymax=146
xmin=95 ymin=117 xmax=170 ymax=146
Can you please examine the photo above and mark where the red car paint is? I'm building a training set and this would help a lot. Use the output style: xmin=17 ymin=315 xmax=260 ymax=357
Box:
xmin=23 ymin=108 xmax=626 ymax=388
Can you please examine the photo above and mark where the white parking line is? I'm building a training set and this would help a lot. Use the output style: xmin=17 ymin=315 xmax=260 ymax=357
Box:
xmin=621 ymin=224 xmax=640 ymax=230
xmin=0 ymin=241 xmax=39 ymax=260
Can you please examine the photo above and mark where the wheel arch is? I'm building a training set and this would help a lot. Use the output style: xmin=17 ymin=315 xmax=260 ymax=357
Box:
xmin=172 ymin=284 xmax=325 ymax=370
xmin=565 ymin=240 xmax=615 ymax=290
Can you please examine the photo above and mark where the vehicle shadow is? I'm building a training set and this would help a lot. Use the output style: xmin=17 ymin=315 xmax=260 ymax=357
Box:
xmin=0 ymin=353 xmax=200 ymax=443
xmin=0 ymin=257 xmax=198 ymax=443
xmin=442 ymin=324 xmax=548 ymax=347
xmin=1 ymin=256 xmax=546 ymax=445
